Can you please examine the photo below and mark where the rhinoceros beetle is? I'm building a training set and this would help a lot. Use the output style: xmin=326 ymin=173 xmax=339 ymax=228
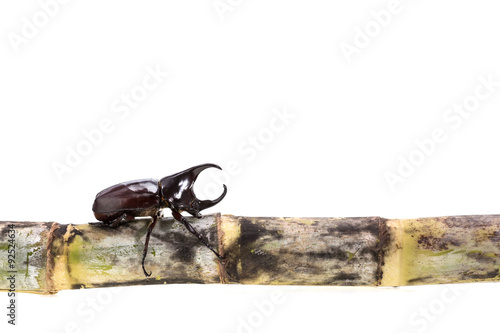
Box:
xmin=92 ymin=163 xmax=227 ymax=277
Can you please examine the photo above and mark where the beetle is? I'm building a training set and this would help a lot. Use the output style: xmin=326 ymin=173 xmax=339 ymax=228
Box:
xmin=92 ymin=163 xmax=227 ymax=277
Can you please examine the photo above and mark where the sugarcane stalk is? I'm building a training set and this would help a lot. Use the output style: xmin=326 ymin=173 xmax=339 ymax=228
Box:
xmin=1 ymin=213 xmax=500 ymax=294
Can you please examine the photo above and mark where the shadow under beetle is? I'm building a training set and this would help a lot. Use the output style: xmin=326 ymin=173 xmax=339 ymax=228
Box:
xmin=92 ymin=163 xmax=227 ymax=277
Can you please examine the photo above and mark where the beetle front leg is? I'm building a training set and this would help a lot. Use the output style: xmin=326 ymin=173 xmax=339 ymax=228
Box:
xmin=171 ymin=209 xmax=225 ymax=260
xmin=141 ymin=212 xmax=159 ymax=277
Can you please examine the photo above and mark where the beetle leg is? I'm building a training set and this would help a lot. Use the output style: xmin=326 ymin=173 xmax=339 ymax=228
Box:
xmin=109 ymin=213 xmax=136 ymax=228
xmin=171 ymin=209 xmax=225 ymax=260
xmin=89 ymin=221 xmax=106 ymax=227
xmin=141 ymin=212 xmax=159 ymax=277
xmin=110 ymin=219 xmax=122 ymax=228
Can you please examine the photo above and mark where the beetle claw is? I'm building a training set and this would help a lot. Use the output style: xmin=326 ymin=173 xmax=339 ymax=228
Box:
xmin=142 ymin=265 xmax=152 ymax=277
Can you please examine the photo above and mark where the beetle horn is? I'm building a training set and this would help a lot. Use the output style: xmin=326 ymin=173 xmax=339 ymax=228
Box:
xmin=197 ymin=184 xmax=227 ymax=211
xmin=189 ymin=163 xmax=223 ymax=182
xmin=189 ymin=164 xmax=227 ymax=211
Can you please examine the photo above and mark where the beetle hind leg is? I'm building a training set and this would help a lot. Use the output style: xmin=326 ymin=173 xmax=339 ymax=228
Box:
xmin=93 ymin=211 xmax=135 ymax=228
xmin=109 ymin=213 xmax=135 ymax=228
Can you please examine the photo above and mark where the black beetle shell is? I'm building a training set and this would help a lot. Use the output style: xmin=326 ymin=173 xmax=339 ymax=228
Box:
xmin=92 ymin=178 xmax=160 ymax=223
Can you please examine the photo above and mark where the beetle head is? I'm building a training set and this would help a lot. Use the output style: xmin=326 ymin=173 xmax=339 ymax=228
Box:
xmin=160 ymin=163 xmax=227 ymax=217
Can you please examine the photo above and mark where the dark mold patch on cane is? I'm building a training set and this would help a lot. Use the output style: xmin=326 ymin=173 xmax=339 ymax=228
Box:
xmin=325 ymin=218 xmax=380 ymax=237
xmin=53 ymin=224 xmax=86 ymax=245
xmin=237 ymin=218 xmax=283 ymax=280
xmin=417 ymin=234 xmax=462 ymax=251
xmin=170 ymin=245 xmax=195 ymax=263
xmin=165 ymin=231 xmax=197 ymax=263
xmin=318 ymin=246 xmax=349 ymax=261
xmin=238 ymin=218 xmax=284 ymax=241
xmin=326 ymin=272 xmax=362 ymax=285
xmin=277 ymin=246 xmax=351 ymax=261
xmin=487 ymin=230 xmax=500 ymax=242
xmin=465 ymin=251 xmax=497 ymax=264
xmin=463 ymin=269 xmax=499 ymax=280
xmin=443 ymin=215 xmax=496 ymax=229
xmin=374 ymin=218 xmax=390 ymax=285
xmin=53 ymin=224 xmax=68 ymax=239
xmin=359 ymin=246 xmax=378 ymax=262
xmin=67 ymin=227 xmax=84 ymax=244
xmin=72 ymin=276 xmax=207 ymax=290
xmin=407 ymin=276 xmax=433 ymax=284
xmin=207 ymin=222 xmax=218 ymax=243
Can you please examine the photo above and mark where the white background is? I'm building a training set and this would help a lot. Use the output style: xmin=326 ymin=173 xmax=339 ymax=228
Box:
xmin=2 ymin=0 xmax=500 ymax=332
